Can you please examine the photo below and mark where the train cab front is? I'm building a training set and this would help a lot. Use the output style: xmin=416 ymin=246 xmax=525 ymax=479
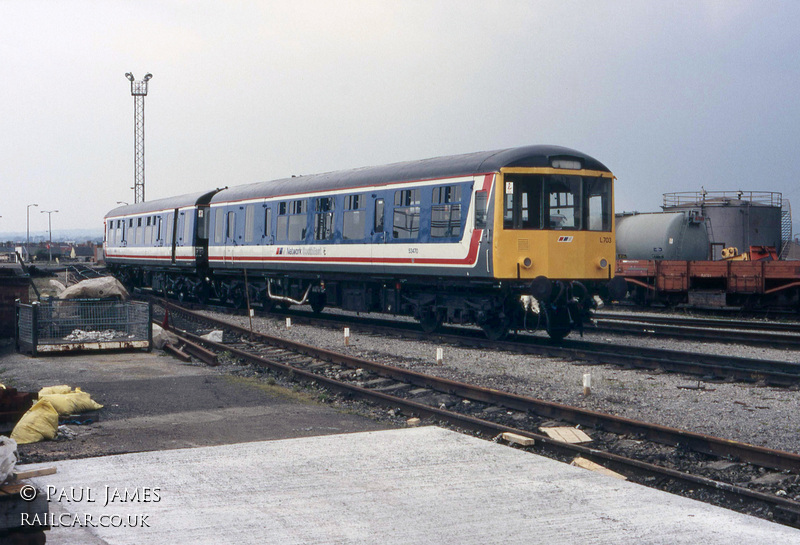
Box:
xmin=493 ymin=159 xmax=615 ymax=340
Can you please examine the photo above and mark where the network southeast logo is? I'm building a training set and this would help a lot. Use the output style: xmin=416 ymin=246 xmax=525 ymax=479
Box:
xmin=276 ymin=247 xmax=326 ymax=256
xmin=557 ymin=236 xmax=574 ymax=242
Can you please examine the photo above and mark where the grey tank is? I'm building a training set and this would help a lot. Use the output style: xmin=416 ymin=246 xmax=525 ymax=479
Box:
xmin=663 ymin=194 xmax=782 ymax=260
xmin=616 ymin=212 xmax=709 ymax=260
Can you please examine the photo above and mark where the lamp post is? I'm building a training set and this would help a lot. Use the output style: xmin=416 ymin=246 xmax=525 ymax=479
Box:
xmin=26 ymin=203 xmax=38 ymax=262
xmin=125 ymin=72 xmax=153 ymax=204
xmin=41 ymin=210 xmax=58 ymax=263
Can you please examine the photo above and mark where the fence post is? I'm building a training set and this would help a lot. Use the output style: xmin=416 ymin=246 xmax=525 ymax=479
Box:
xmin=31 ymin=301 xmax=39 ymax=357
xmin=14 ymin=299 xmax=20 ymax=353
xmin=147 ymin=301 xmax=153 ymax=351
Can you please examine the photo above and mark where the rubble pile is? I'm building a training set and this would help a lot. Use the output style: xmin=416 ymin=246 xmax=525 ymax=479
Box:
xmin=63 ymin=329 xmax=135 ymax=342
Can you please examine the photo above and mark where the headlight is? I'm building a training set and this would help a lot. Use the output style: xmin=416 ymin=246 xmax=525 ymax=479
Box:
xmin=597 ymin=258 xmax=609 ymax=269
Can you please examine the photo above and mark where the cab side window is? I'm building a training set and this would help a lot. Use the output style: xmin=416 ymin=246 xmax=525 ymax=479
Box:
xmin=393 ymin=189 xmax=420 ymax=239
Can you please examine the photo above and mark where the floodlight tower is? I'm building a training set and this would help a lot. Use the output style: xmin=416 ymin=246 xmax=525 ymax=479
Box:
xmin=125 ymin=72 xmax=153 ymax=203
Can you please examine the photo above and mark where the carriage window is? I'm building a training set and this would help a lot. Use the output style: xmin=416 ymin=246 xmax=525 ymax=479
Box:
xmin=165 ymin=213 xmax=173 ymax=245
xmin=393 ymin=189 xmax=420 ymax=239
xmin=214 ymin=210 xmax=224 ymax=244
xmin=585 ymin=177 xmax=611 ymax=231
xmin=184 ymin=211 xmax=193 ymax=244
xmin=277 ymin=202 xmax=288 ymax=241
xmin=343 ymin=194 xmax=366 ymax=240
xmin=432 ymin=185 xmax=461 ymax=204
xmin=136 ymin=217 xmax=143 ymax=245
xmin=278 ymin=199 xmax=307 ymax=241
xmin=504 ymin=176 xmax=542 ymax=229
xmin=546 ymin=176 xmax=581 ymax=230
xmin=226 ymin=211 xmax=236 ymax=239
xmin=314 ymin=197 xmax=335 ymax=240
xmin=474 ymin=190 xmax=487 ymax=229
xmin=431 ymin=185 xmax=462 ymax=238
xmin=374 ymin=198 xmax=384 ymax=232
xmin=244 ymin=205 xmax=255 ymax=243
xmin=264 ymin=207 xmax=272 ymax=239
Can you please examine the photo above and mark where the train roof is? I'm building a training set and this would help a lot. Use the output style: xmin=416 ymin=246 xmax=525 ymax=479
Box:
xmin=105 ymin=189 xmax=221 ymax=218
xmin=211 ymin=145 xmax=611 ymax=204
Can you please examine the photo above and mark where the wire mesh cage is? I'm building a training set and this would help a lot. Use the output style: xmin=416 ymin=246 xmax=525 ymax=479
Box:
xmin=15 ymin=299 xmax=152 ymax=356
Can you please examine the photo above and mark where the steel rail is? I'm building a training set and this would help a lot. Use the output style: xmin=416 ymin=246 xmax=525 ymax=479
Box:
xmin=163 ymin=300 xmax=800 ymax=473
xmin=593 ymin=315 xmax=800 ymax=349
xmin=164 ymin=310 xmax=800 ymax=527
xmin=140 ymin=292 xmax=800 ymax=385
xmin=595 ymin=312 xmax=800 ymax=334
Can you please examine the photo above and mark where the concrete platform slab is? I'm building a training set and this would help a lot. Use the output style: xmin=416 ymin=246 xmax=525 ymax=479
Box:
xmin=0 ymin=345 xmax=391 ymax=462
xmin=22 ymin=426 xmax=800 ymax=545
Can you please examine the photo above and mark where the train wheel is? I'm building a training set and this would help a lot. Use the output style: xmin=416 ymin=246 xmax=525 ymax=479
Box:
xmin=418 ymin=307 xmax=442 ymax=333
xmin=544 ymin=305 xmax=571 ymax=341
xmin=230 ymin=283 xmax=247 ymax=309
xmin=309 ymin=292 xmax=326 ymax=314
xmin=194 ymin=282 xmax=210 ymax=305
xmin=481 ymin=313 xmax=509 ymax=341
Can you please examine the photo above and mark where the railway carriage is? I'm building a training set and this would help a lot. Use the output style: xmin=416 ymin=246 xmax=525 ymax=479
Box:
xmin=104 ymin=189 xmax=220 ymax=294
xmin=105 ymin=145 xmax=615 ymax=339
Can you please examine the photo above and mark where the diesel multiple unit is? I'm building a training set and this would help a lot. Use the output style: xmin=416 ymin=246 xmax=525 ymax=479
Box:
xmin=104 ymin=145 xmax=616 ymax=339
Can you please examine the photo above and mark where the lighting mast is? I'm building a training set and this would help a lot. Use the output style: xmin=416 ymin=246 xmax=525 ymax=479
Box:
xmin=124 ymin=72 xmax=153 ymax=203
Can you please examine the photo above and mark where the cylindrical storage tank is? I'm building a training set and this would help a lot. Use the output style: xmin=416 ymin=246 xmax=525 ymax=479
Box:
xmin=615 ymin=211 xmax=709 ymax=260
xmin=663 ymin=192 xmax=782 ymax=260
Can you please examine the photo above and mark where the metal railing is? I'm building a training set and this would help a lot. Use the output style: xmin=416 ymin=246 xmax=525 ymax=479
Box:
xmin=16 ymin=299 xmax=151 ymax=356
xmin=664 ymin=191 xmax=782 ymax=208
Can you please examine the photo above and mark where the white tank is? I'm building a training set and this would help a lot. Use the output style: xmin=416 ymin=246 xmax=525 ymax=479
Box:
xmin=616 ymin=211 xmax=709 ymax=260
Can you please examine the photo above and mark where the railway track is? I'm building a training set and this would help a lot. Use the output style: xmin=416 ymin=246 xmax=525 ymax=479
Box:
xmin=143 ymin=292 xmax=800 ymax=386
xmin=155 ymin=300 xmax=800 ymax=527
xmin=594 ymin=312 xmax=800 ymax=349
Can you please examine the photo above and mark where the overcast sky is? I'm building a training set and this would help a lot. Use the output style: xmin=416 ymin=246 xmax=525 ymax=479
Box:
xmin=2 ymin=1 xmax=799 ymax=237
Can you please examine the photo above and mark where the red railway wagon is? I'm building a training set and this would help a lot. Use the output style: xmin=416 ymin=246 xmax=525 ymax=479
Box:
xmin=614 ymin=259 xmax=800 ymax=309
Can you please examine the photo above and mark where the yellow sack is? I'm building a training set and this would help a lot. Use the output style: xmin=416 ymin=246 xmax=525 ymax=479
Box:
xmin=38 ymin=385 xmax=73 ymax=397
xmin=11 ymin=399 xmax=59 ymax=445
xmin=39 ymin=389 xmax=103 ymax=415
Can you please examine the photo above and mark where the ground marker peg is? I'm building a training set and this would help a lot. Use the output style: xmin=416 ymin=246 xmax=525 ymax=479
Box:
xmin=583 ymin=373 xmax=592 ymax=396
xmin=286 ymin=317 xmax=292 ymax=329
xmin=344 ymin=327 xmax=350 ymax=346
xmin=436 ymin=347 xmax=444 ymax=365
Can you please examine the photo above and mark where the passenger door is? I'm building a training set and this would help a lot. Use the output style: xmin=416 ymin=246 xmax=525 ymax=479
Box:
xmin=223 ymin=208 xmax=238 ymax=268
xmin=370 ymin=196 xmax=387 ymax=273
xmin=167 ymin=210 xmax=177 ymax=264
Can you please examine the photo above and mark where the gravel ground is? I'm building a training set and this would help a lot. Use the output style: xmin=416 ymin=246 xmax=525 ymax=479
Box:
xmin=196 ymin=308 xmax=800 ymax=455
